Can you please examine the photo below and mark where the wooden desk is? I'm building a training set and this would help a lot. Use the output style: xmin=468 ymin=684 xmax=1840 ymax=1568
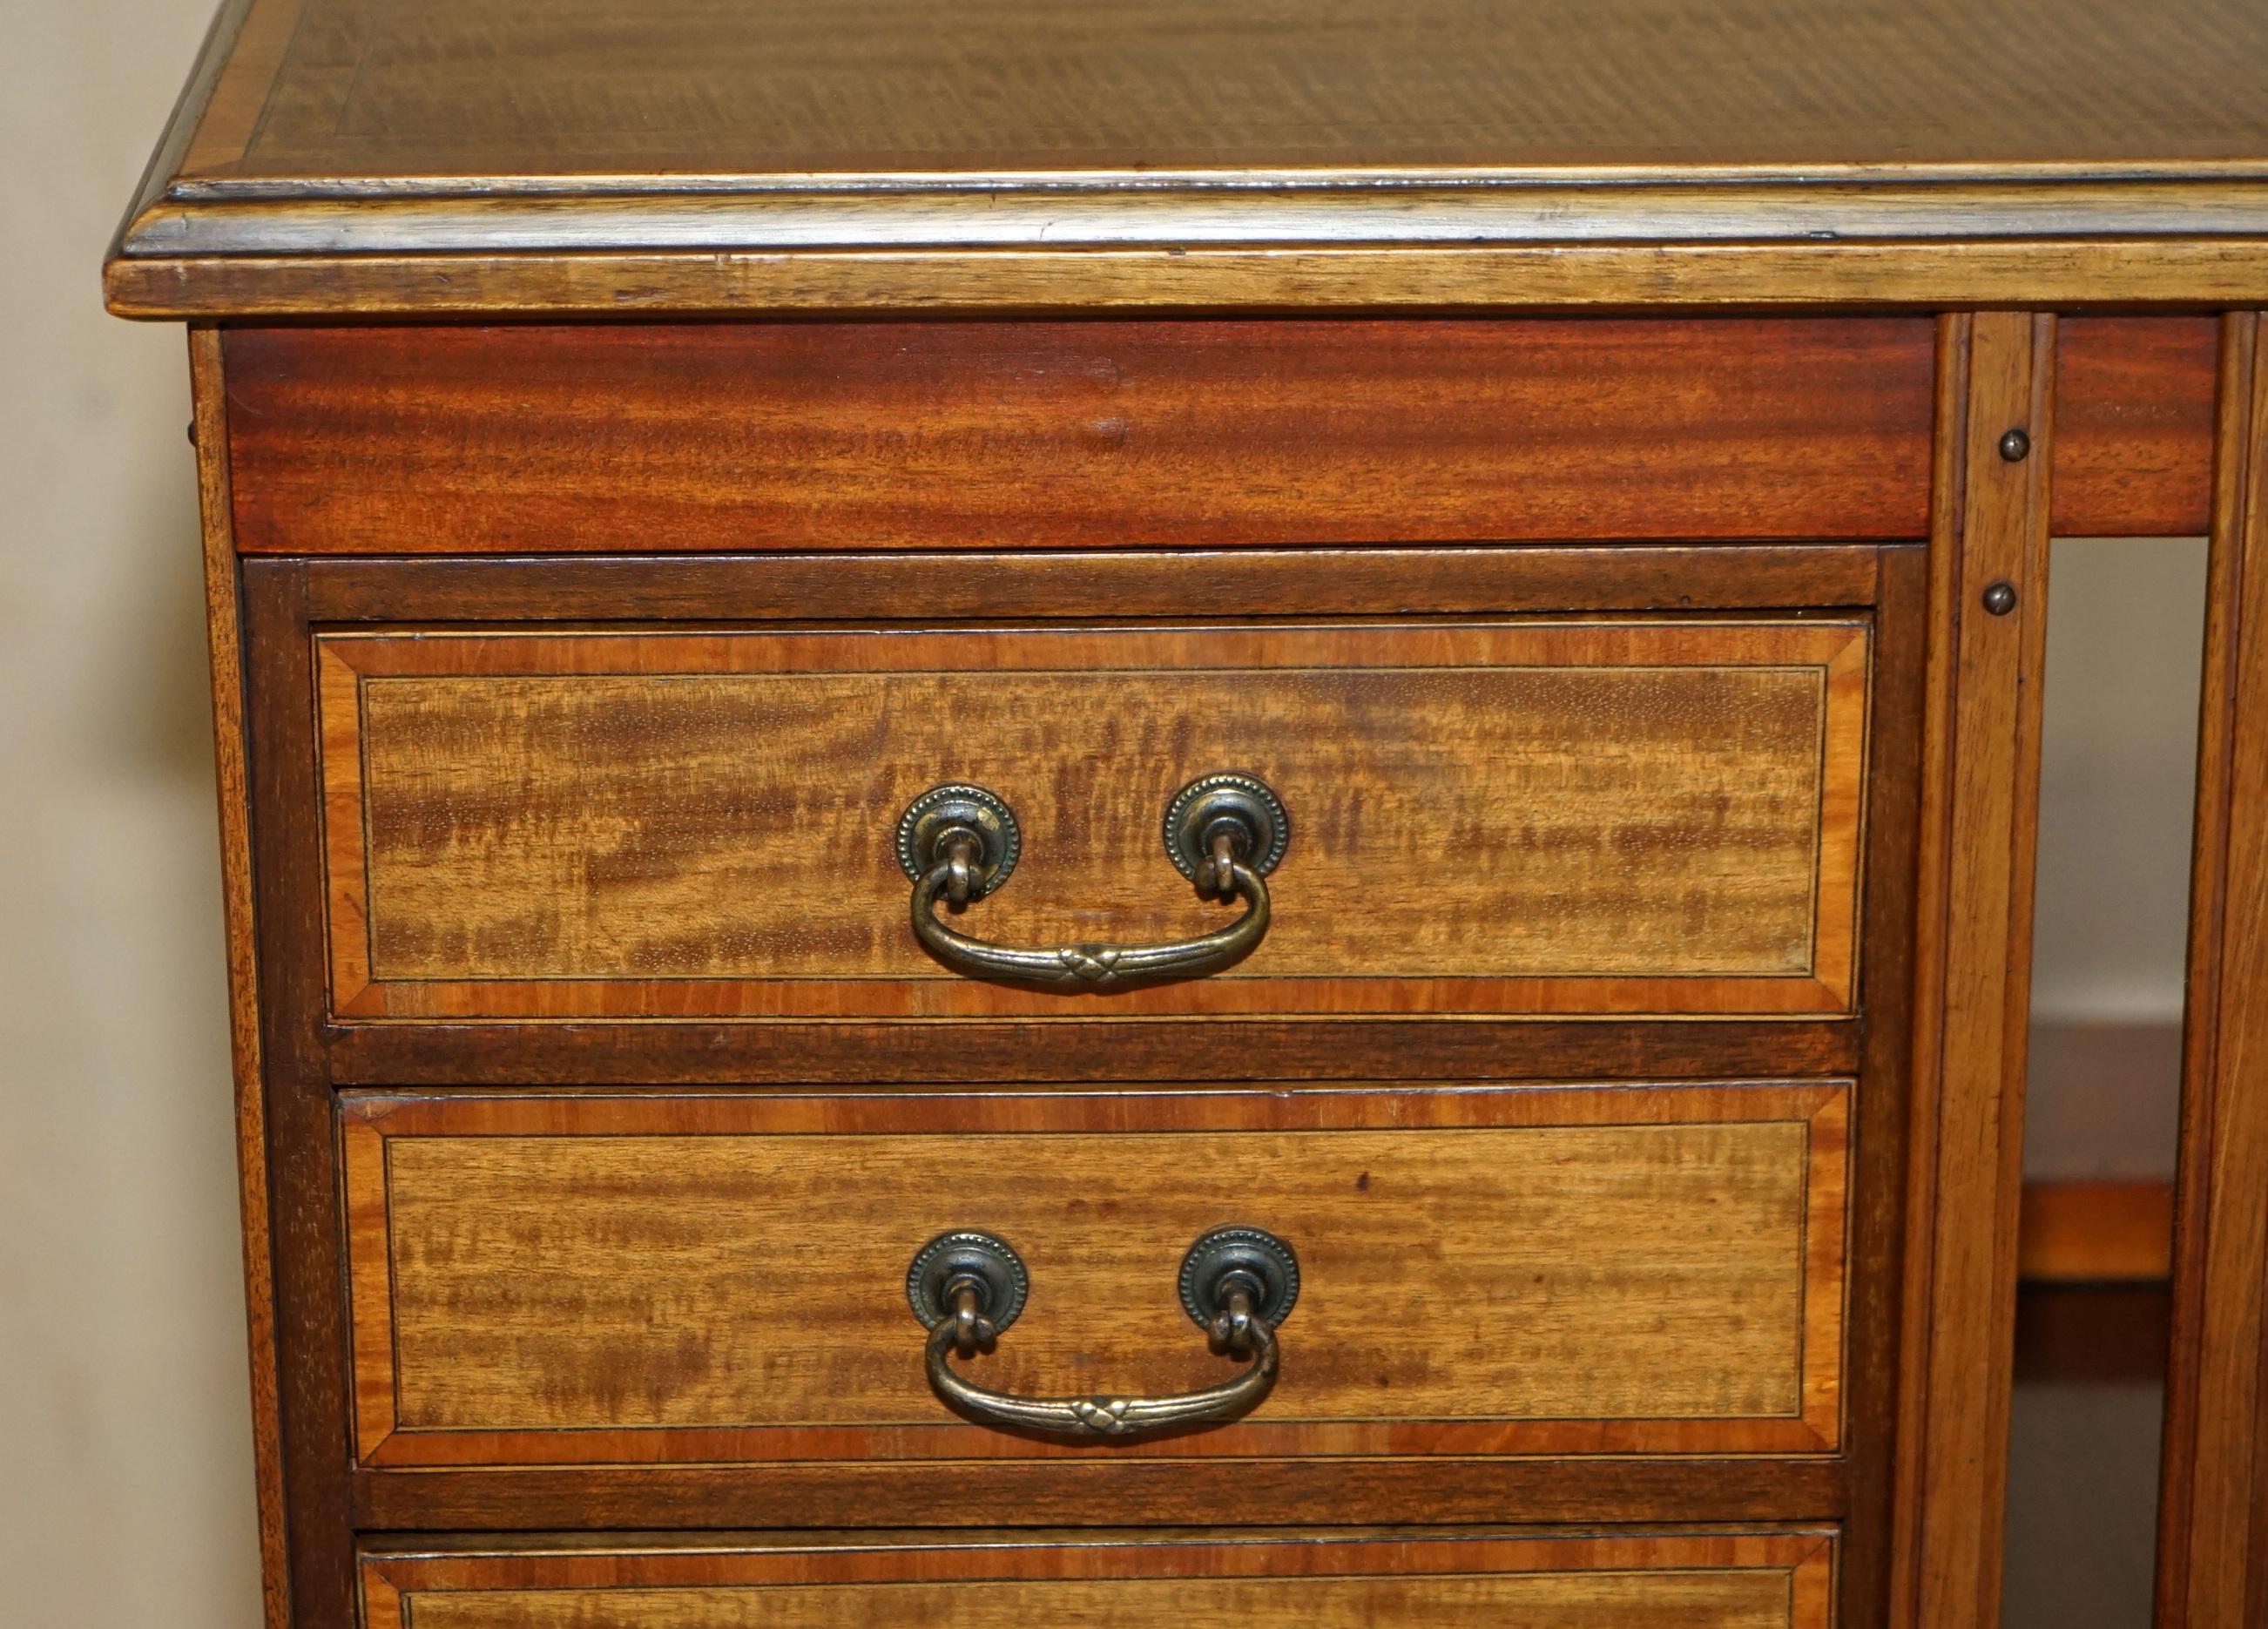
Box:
xmin=105 ymin=2 xmax=2268 ymax=1625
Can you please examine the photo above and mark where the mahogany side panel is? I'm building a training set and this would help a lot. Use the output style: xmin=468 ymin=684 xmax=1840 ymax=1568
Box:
xmin=2053 ymin=316 xmax=2218 ymax=537
xmin=356 ymin=1528 xmax=1838 ymax=1629
xmin=221 ymin=320 xmax=1936 ymax=554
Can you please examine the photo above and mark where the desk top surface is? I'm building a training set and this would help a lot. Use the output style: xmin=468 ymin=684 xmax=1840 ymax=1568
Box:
xmin=106 ymin=0 xmax=2268 ymax=317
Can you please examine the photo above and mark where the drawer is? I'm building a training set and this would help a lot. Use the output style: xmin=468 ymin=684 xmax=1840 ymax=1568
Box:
xmin=341 ymin=1081 xmax=1847 ymax=1470
xmin=359 ymin=1529 xmax=1839 ymax=1628
xmin=313 ymin=616 xmax=1871 ymax=1023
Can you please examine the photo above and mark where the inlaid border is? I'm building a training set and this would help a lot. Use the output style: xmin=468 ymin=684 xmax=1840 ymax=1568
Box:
xmin=340 ymin=1080 xmax=1849 ymax=1469
xmin=314 ymin=618 xmax=1870 ymax=1023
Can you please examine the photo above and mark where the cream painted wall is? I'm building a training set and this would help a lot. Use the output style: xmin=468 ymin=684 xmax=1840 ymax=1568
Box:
xmin=2024 ymin=536 xmax=2209 ymax=1183
xmin=2034 ymin=535 xmax=2210 ymax=1028
xmin=2 ymin=3 xmax=264 ymax=1626
xmin=0 ymin=8 xmax=2217 ymax=1626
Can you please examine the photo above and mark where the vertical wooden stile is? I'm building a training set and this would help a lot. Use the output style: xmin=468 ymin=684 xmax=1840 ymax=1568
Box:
xmin=2157 ymin=311 xmax=2268 ymax=1629
xmin=189 ymin=327 xmax=291 ymax=1629
xmin=1896 ymin=312 xmax=2056 ymax=1629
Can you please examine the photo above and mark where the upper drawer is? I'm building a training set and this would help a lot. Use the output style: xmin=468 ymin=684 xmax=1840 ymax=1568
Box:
xmin=314 ymin=616 xmax=1870 ymax=1023
xmin=223 ymin=319 xmax=1934 ymax=554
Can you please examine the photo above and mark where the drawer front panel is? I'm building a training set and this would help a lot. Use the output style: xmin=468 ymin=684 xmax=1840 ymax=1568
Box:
xmin=226 ymin=318 xmax=1933 ymax=554
xmin=316 ymin=618 xmax=1870 ymax=1021
xmin=341 ymin=1082 xmax=1847 ymax=1468
xmin=360 ymin=1531 xmax=1838 ymax=1629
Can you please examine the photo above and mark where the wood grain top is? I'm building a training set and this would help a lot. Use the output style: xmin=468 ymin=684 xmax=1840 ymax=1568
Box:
xmin=105 ymin=0 xmax=2268 ymax=314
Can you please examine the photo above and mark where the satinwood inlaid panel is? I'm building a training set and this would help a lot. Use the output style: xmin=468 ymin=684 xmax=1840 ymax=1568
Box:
xmin=315 ymin=618 xmax=1870 ymax=1021
xmin=358 ymin=1530 xmax=1839 ymax=1629
xmin=340 ymin=1082 xmax=1847 ymax=1468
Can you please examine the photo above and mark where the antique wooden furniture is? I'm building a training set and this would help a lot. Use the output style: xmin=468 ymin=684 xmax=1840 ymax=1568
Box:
xmin=107 ymin=2 xmax=2268 ymax=1625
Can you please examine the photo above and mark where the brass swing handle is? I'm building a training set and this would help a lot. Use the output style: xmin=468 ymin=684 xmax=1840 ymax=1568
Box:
xmin=907 ymin=1227 xmax=1300 ymax=1442
xmin=911 ymin=846 xmax=1268 ymax=988
xmin=895 ymin=774 xmax=1289 ymax=990
xmin=924 ymin=1283 xmax=1279 ymax=1438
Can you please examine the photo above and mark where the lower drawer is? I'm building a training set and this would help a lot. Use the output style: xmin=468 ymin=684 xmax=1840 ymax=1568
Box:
xmin=341 ymin=1080 xmax=1847 ymax=1470
xmin=359 ymin=1528 xmax=1838 ymax=1627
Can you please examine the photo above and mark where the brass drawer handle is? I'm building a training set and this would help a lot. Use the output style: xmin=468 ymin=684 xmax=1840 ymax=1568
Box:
xmin=895 ymin=774 xmax=1288 ymax=988
xmin=906 ymin=1227 xmax=1300 ymax=1440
